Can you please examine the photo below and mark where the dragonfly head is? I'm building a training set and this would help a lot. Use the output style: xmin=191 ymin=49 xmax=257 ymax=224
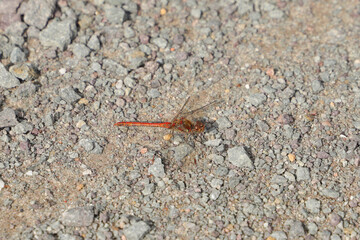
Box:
xmin=194 ymin=121 xmax=205 ymax=133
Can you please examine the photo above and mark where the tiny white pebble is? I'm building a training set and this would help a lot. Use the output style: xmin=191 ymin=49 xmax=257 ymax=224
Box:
xmin=59 ymin=68 xmax=66 ymax=75
xmin=76 ymin=120 xmax=86 ymax=128
xmin=0 ymin=179 xmax=5 ymax=191
xmin=83 ymin=169 xmax=92 ymax=175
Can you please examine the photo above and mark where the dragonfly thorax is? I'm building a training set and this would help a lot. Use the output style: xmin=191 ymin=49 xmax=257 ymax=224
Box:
xmin=170 ymin=118 xmax=204 ymax=133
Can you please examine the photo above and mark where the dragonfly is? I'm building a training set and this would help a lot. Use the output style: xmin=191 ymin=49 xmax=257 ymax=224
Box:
xmin=114 ymin=97 xmax=222 ymax=134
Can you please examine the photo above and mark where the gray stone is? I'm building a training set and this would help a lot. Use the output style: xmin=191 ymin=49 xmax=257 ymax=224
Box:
xmin=147 ymin=89 xmax=160 ymax=98
xmin=319 ymin=72 xmax=329 ymax=82
xmin=0 ymin=35 xmax=13 ymax=59
xmin=215 ymin=166 xmax=228 ymax=177
xmin=59 ymin=86 xmax=81 ymax=103
xmin=148 ymin=158 xmax=165 ymax=178
xmin=72 ymin=43 xmax=90 ymax=58
xmin=10 ymin=47 xmax=26 ymax=63
xmin=262 ymin=2 xmax=275 ymax=11
xmin=247 ymin=93 xmax=267 ymax=106
xmin=0 ymin=63 xmax=20 ymax=88
xmin=103 ymin=58 xmax=128 ymax=76
xmin=127 ymin=50 xmax=146 ymax=69
xmin=190 ymin=8 xmax=202 ymax=19
xmin=15 ymin=82 xmax=37 ymax=98
xmin=269 ymin=9 xmax=284 ymax=19
xmin=204 ymin=139 xmax=222 ymax=147
xmin=21 ymin=0 xmax=56 ymax=29
xmin=0 ymin=134 xmax=10 ymax=143
xmin=308 ymin=222 xmax=318 ymax=235
xmin=104 ymin=5 xmax=126 ymax=24
xmin=353 ymin=121 xmax=360 ymax=130
xmin=225 ymin=129 xmax=236 ymax=139
xmin=39 ymin=19 xmax=77 ymax=50
xmin=210 ymin=189 xmax=220 ymax=200
xmin=237 ymin=2 xmax=252 ymax=16
xmin=94 ymin=0 xmax=105 ymax=5
xmin=124 ymin=27 xmax=135 ymax=38
xmin=163 ymin=63 xmax=173 ymax=74
xmin=256 ymin=120 xmax=269 ymax=131
xmin=270 ymin=231 xmax=287 ymax=240
xmin=44 ymin=113 xmax=54 ymax=126
xmin=173 ymin=144 xmax=193 ymax=162
xmin=142 ymin=183 xmax=154 ymax=195
xmin=91 ymin=62 xmax=102 ymax=72
xmin=46 ymin=221 xmax=63 ymax=234
xmin=271 ymin=175 xmax=287 ymax=184
xmin=210 ymin=178 xmax=223 ymax=189
xmin=312 ymin=80 xmax=324 ymax=93
xmin=227 ymin=146 xmax=254 ymax=169
xmin=78 ymin=139 xmax=95 ymax=152
xmin=60 ymin=206 xmax=94 ymax=227
xmin=228 ymin=176 xmax=240 ymax=189
xmin=5 ymin=21 xmax=27 ymax=45
xmin=321 ymin=188 xmax=340 ymax=198
xmin=90 ymin=142 xmax=103 ymax=154
xmin=58 ymin=233 xmax=82 ymax=240
xmin=284 ymin=171 xmax=295 ymax=182
xmin=296 ymin=167 xmax=310 ymax=181
xmin=87 ymin=35 xmax=101 ymax=51
xmin=168 ymin=205 xmax=179 ymax=219
xmin=320 ymin=230 xmax=331 ymax=240
xmin=13 ymin=122 xmax=33 ymax=134
xmin=152 ymin=38 xmax=168 ymax=48
xmin=306 ymin=199 xmax=321 ymax=213
xmin=123 ymin=221 xmax=151 ymax=240
xmin=289 ymin=220 xmax=305 ymax=238
xmin=216 ymin=117 xmax=232 ymax=129
xmin=124 ymin=76 xmax=136 ymax=88
xmin=139 ymin=44 xmax=151 ymax=55
xmin=330 ymin=234 xmax=341 ymax=240
xmin=0 ymin=108 xmax=18 ymax=128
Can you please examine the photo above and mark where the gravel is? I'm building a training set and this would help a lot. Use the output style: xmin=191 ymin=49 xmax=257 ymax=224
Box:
xmin=0 ymin=178 xmax=4 ymax=191
xmin=20 ymin=0 xmax=56 ymax=30
xmin=296 ymin=166 xmax=311 ymax=181
xmin=0 ymin=63 xmax=20 ymax=88
xmin=0 ymin=0 xmax=359 ymax=239
xmin=227 ymin=146 xmax=254 ymax=169
xmin=9 ymin=63 xmax=39 ymax=81
xmin=289 ymin=220 xmax=306 ymax=238
xmin=0 ymin=108 xmax=18 ymax=127
xmin=104 ymin=5 xmax=127 ymax=24
xmin=306 ymin=198 xmax=321 ymax=214
xmin=39 ymin=19 xmax=77 ymax=50
xmin=123 ymin=221 xmax=152 ymax=240
xmin=10 ymin=46 xmax=26 ymax=63
xmin=148 ymin=158 xmax=165 ymax=178
xmin=72 ymin=43 xmax=91 ymax=59
xmin=60 ymin=207 xmax=94 ymax=227
xmin=59 ymin=86 xmax=81 ymax=103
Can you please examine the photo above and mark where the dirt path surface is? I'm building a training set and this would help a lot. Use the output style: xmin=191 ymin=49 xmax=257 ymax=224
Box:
xmin=0 ymin=0 xmax=359 ymax=239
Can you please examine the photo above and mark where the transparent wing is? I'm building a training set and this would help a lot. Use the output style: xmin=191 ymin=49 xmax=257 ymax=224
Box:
xmin=172 ymin=63 xmax=231 ymax=121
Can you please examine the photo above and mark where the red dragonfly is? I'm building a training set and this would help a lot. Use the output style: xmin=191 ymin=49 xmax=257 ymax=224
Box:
xmin=114 ymin=97 xmax=221 ymax=134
